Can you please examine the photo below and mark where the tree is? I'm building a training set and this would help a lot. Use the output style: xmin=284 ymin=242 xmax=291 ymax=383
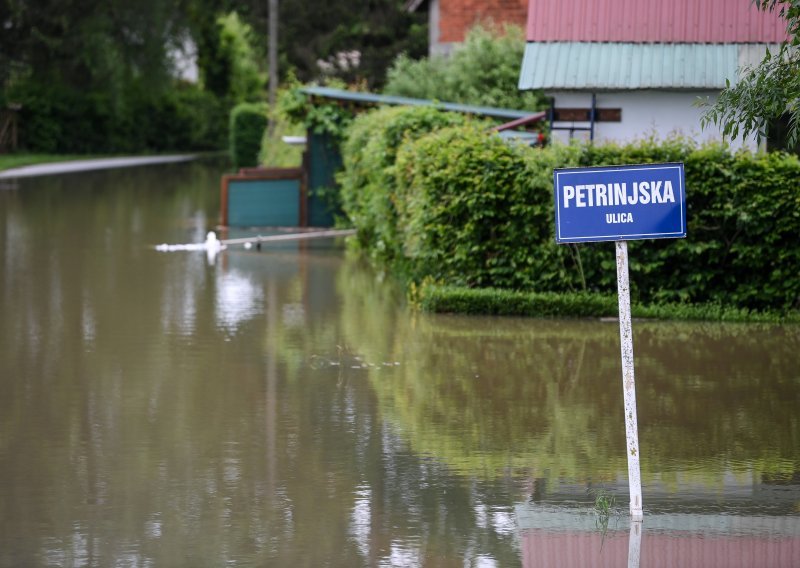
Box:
xmin=0 ymin=0 xmax=426 ymax=153
xmin=0 ymin=0 xmax=188 ymax=94
xmin=265 ymin=0 xmax=426 ymax=88
xmin=383 ymin=24 xmax=545 ymax=111
xmin=216 ymin=11 xmax=267 ymax=102
xmin=701 ymin=1 xmax=800 ymax=147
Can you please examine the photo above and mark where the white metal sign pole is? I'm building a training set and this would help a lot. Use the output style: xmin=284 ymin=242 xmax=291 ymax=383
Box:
xmin=615 ymin=241 xmax=644 ymax=520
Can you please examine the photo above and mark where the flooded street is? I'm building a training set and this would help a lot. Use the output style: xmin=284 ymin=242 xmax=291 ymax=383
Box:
xmin=1 ymin=161 xmax=799 ymax=567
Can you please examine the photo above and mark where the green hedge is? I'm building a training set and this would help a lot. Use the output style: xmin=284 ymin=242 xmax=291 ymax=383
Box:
xmin=338 ymin=106 xmax=469 ymax=262
xmin=396 ymin=125 xmax=577 ymax=289
xmin=575 ymin=140 xmax=800 ymax=309
xmin=339 ymin=109 xmax=800 ymax=312
xmin=229 ymin=102 xmax=268 ymax=169
xmin=4 ymin=81 xmax=227 ymax=154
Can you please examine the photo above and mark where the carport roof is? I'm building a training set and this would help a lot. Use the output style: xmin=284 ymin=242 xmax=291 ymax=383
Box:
xmin=300 ymin=86 xmax=544 ymax=120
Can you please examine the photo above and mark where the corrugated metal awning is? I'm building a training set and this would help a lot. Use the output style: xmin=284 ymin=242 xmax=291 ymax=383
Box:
xmin=518 ymin=43 xmax=744 ymax=90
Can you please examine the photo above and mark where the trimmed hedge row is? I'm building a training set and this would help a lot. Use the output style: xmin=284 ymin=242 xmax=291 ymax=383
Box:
xmin=339 ymin=106 xmax=800 ymax=312
xmin=397 ymin=124 xmax=568 ymax=289
xmin=416 ymin=284 xmax=617 ymax=318
xmin=417 ymin=284 xmax=800 ymax=323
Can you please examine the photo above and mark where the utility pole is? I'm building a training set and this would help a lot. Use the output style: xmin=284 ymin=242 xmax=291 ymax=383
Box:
xmin=268 ymin=0 xmax=278 ymax=136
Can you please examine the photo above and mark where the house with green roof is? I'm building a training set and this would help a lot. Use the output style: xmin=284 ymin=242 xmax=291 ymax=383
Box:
xmin=518 ymin=0 xmax=787 ymax=149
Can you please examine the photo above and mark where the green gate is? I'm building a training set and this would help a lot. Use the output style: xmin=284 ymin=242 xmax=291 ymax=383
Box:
xmin=221 ymin=168 xmax=304 ymax=227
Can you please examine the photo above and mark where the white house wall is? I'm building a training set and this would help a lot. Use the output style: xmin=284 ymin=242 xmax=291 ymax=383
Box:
xmin=547 ymin=91 xmax=759 ymax=151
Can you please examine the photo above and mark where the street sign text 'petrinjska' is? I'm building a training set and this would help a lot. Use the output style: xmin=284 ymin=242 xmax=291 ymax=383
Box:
xmin=553 ymin=162 xmax=686 ymax=244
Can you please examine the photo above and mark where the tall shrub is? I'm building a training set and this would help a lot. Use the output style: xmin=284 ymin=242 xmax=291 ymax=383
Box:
xmin=229 ymin=103 xmax=268 ymax=169
xmin=384 ymin=25 xmax=544 ymax=111
xmin=215 ymin=12 xmax=267 ymax=103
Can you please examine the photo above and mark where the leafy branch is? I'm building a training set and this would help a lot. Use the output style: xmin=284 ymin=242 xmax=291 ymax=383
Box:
xmin=699 ymin=0 xmax=800 ymax=147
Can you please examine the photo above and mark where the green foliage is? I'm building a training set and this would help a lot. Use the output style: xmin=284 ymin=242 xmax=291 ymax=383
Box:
xmin=7 ymin=81 xmax=227 ymax=154
xmin=277 ymin=0 xmax=427 ymax=88
xmin=339 ymin=106 xmax=800 ymax=312
xmin=0 ymin=0 xmax=426 ymax=158
xmin=411 ymin=134 xmax=800 ymax=310
xmin=396 ymin=125 xmax=583 ymax=290
xmin=633 ymin=301 xmax=800 ymax=324
xmin=338 ymin=106 xmax=470 ymax=262
xmin=229 ymin=102 xmax=268 ymax=169
xmin=384 ymin=25 xmax=545 ymax=111
xmin=258 ymin=112 xmax=305 ymax=168
xmin=700 ymin=1 xmax=800 ymax=147
xmin=589 ymin=488 xmax=618 ymax=535
xmin=590 ymin=488 xmax=617 ymax=517
xmin=417 ymin=285 xmax=618 ymax=318
xmin=257 ymin=74 xmax=306 ymax=167
xmin=576 ymin=140 xmax=800 ymax=310
xmin=215 ymin=11 xmax=267 ymax=103
xmin=140 ymin=85 xmax=229 ymax=152
xmin=0 ymin=0 xmax=186 ymax=95
xmin=417 ymin=284 xmax=800 ymax=323
xmin=250 ymin=73 xmax=302 ymax=167
xmin=278 ymin=80 xmax=356 ymax=141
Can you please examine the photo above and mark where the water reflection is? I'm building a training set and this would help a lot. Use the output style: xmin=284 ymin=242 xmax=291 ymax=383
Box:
xmin=0 ymin=162 xmax=799 ymax=566
xmin=215 ymin=269 xmax=264 ymax=333
xmin=628 ymin=522 xmax=641 ymax=568
xmin=338 ymin=254 xmax=800 ymax=564
xmin=516 ymin=505 xmax=800 ymax=567
xmin=341 ymin=291 xmax=800 ymax=487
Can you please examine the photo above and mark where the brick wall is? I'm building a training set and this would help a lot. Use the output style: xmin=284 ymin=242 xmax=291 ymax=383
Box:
xmin=438 ymin=0 xmax=528 ymax=43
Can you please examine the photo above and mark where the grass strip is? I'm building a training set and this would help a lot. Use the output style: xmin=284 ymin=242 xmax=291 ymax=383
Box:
xmin=417 ymin=284 xmax=800 ymax=324
xmin=0 ymin=154 xmax=107 ymax=171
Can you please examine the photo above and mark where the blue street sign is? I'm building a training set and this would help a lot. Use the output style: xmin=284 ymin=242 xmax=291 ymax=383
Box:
xmin=553 ymin=162 xmax=686 ymax=244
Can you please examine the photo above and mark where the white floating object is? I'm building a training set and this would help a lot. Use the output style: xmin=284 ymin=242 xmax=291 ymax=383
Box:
xmin=154 ymin=231 xmax=227 ymax=254
xmin=244 ymin=242 xmax=253 ymax=250
xmin=205 ymin=231 xmax=222 ymax=250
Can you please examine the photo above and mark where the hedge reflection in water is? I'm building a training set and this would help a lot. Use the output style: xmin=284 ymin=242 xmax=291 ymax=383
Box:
xmin=339 ymin=259 xmax=800 ymax=487
xmin=0 ymin=162 xmax=798 ymax=567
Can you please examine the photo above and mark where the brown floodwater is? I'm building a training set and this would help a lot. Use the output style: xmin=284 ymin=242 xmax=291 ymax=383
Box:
xmin=0 ymin=161 xmax=798 ymax=567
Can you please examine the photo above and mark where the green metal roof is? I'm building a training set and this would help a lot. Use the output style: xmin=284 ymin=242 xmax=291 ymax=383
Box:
xmin=518 ymin=43 xmax=740 ymax=90
xmin=300 ymin=86 xmax=536 ymax=120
